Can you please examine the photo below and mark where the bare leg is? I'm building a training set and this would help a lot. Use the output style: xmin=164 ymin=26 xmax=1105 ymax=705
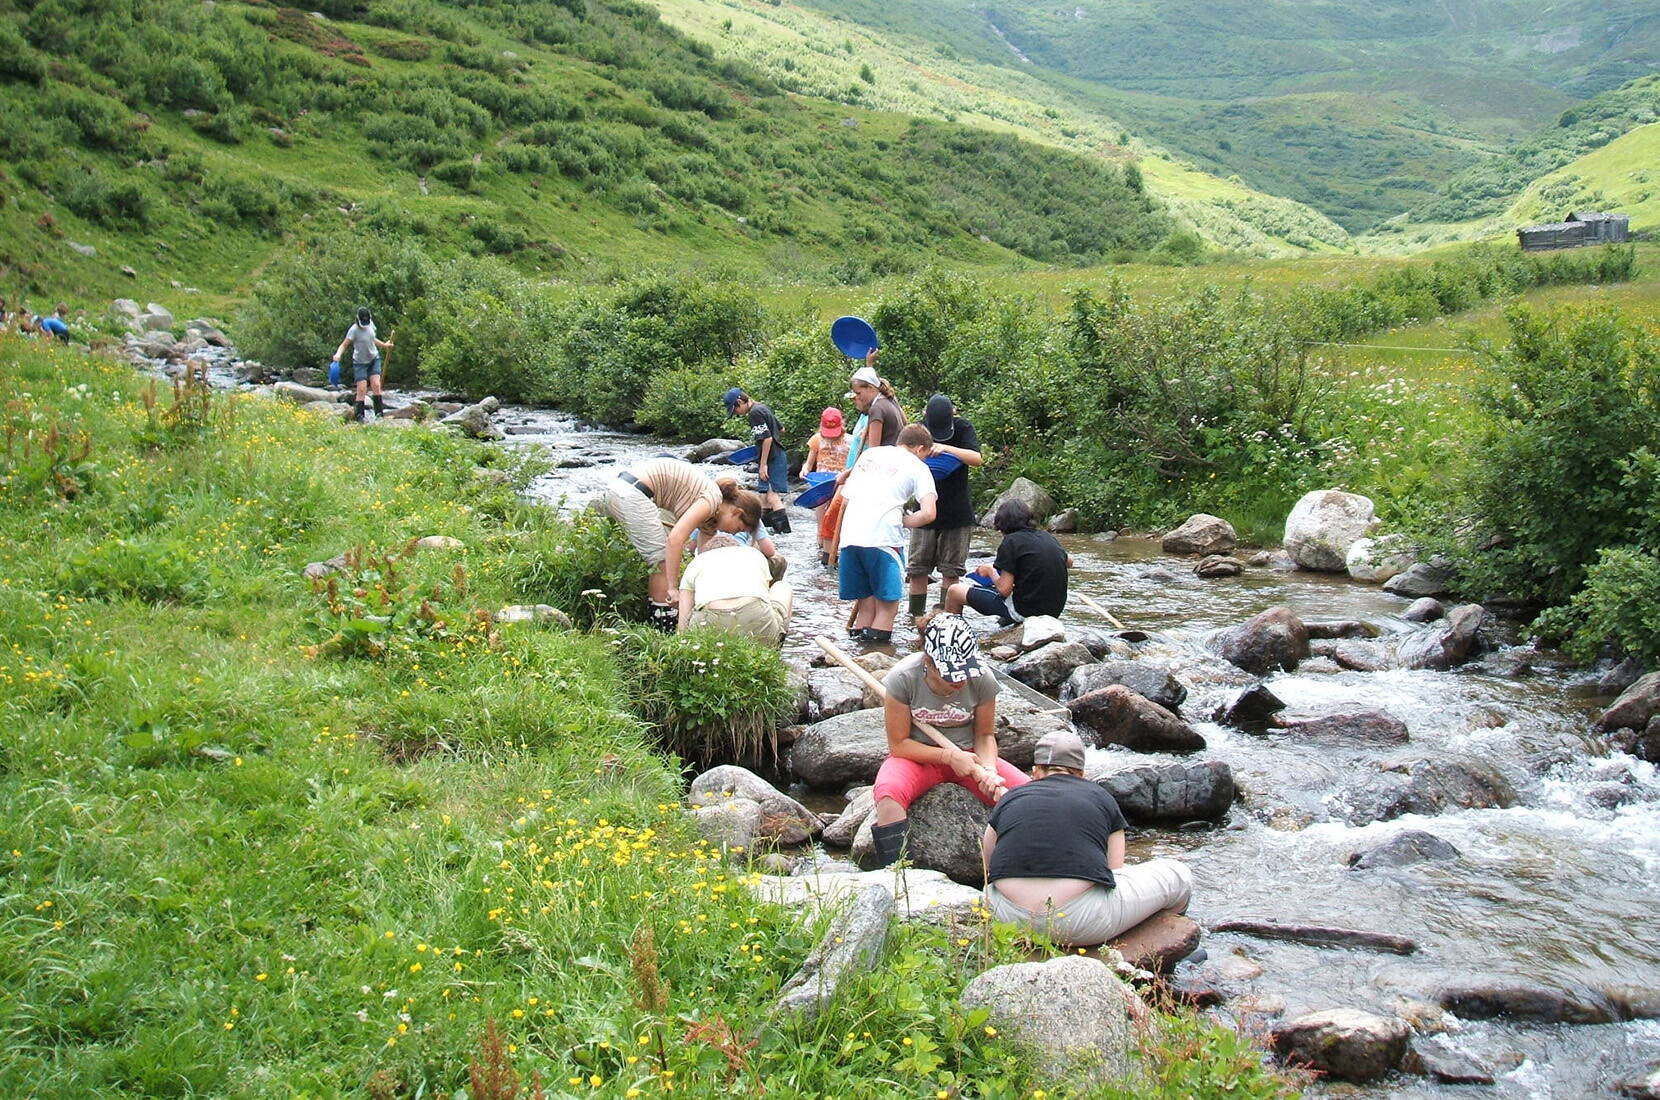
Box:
xmin=851 ymin=596 xmax=878 ymax=630
xmin=874 ymin=796 xmax=907 ymax=826
xmin=646 ymin=564 xmax=669 ymax=604
xmin=944 ymin=581 xmax=970 ymax=614
xmin=869 ymin=599 xmax=900 ymax=632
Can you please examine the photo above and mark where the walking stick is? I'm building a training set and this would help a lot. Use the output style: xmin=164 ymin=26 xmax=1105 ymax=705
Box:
xmin=1076 ymin=593 xmax=1125 ymax=630
xmin=814 ymin=635 xmax=1006 ymax=797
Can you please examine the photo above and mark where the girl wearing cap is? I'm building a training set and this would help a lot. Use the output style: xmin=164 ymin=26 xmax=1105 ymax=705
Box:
xmin=723 ymin=387 xmax=791 ymax=534
xmin=331 ymin=307 xmax=395 ymax=422
xmin=867 ymin=612 xmax=1029 ymax=868
xmin=802 ymin=407 xmax=850 ymax=564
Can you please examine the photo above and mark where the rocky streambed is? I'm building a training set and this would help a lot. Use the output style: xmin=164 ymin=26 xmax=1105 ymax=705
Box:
xmin=128 ymin=326 xmax=1660 ymax=1097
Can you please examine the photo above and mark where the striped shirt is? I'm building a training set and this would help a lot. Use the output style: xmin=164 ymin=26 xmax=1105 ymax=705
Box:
xmin=630 ymin=458 xmax=721 ymax=519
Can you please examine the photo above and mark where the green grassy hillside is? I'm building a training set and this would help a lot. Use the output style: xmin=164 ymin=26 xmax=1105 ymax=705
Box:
xmin=0 ymin=0 xmax=1176 ymax=307
xmin=797 ymin=0 xmax=1660 ymax=232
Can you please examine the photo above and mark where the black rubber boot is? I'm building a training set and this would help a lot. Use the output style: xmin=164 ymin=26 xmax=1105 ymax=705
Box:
xmin=908 ymin=592 xmax=927 ymax=616
xmin=767 ymin=508 xmax=792 ymax=535
xmin=869 ymin=819 xmax=909 ymax=869
xmin=862 ymin=628 xmax=892 ymax=646
xmin=351 ymin=401 xmax=366 ymax=422
xmin=371 ymin=393 xmax=385 ymax=416
xmin=648 ymin=600 xmax=677 ymax=632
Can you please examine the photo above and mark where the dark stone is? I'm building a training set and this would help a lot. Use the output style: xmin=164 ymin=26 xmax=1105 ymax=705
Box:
xmin=1609 ymin=716 xmax=1660 ymax=764
xmin=1383 ymin=559 xmax=1455 ymax=598
xmin=1348 ymin=830 xmax=1461 ymax=870
xmin=1059 ymin=660 xmax=1188 ymax=712
xmin=1068 ymin=686 xmax=1205 ymax=753
xmin=1600 ymin=657 xmax=1648 ymax=697
xmin=1305 ymin=620 xmax=1380 ymax=640
xmin=1602 ymin=672 xmax=1660 ymax=733
xmin=893 ymin=783 xmax=990 ymax=886
xmin=1213 ymin=919 xmax=1417 ymax=955
xmin=1194 ymin=554 xmax=1243 ymax=578
xmin=1006 ymin=641 xmax=1095 ymax=694
xmin=1401 ymin=597 xmax=1445 ymax=623
xmin=1206 ymin=606 xmax=1311 ymax=675
xmin=1282 ymin=708 xmax=1409 ymax=746
xmin=1271 ymin=1009 xmax=1409 ymax=1082
xmin=1092 ymin=760 xmax=1235 ymax=823
xmin=1327 ymin=640 xmax=1397 ymax=672
xmin=1218 ymin=683 xmax=1286 ymax=729
xmin=787 ymin=708 xmax=887 ymax=788
xmin=1436 ymin=980 xmax=1617 ymax=1024
xmin=1396 ymin=604 xmax=1485 ymax=670
xmin=1408 ymin=1037 xmax=1496 ymax=1085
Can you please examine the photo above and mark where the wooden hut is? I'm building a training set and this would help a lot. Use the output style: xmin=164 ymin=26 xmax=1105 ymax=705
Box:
xmin=1518 ymin=210 xmax=1630 ymax=251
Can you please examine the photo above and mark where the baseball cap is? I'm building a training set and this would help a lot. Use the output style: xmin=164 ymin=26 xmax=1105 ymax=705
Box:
xmin=848 ymin=365 xmax=880 ymax=389
xmin=923 ymin=394 xmax=955 ymax=442
xmin=819 ymin=407 xmax=844 ymax=438
xmin=722 ymin=387 xmax=745 ymax=414
xmin=922 ymin=613 xmax=983 ymax=684
xmin=1032 ymin=730 xmax=1087 ymax=771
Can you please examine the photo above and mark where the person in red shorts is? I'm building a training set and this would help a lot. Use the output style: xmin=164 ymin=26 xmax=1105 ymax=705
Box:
xmin=866 ymin=611 xmax=1029 ymax=867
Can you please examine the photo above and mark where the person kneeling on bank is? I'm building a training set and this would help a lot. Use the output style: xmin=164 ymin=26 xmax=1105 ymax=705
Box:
xmin=867 ymin=612 xmax=1030 ymax=867
xmin=677 ymin=533 xmax=793 ymax=645
xmin=981 ymin=729 xmax=1192 ymax=947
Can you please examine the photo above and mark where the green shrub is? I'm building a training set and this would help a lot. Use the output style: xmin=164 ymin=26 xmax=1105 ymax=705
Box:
xmin=1540 ymin=547 xmax=1660 ymax=665
xmin=613 ymin=625 xmax=794 ymax=766
xmin=370 ymin=36 xmax=433 ymax=61
xmin=58 ymin=536 xmax=200 ymax=604
xmin=61 ymin=167 xmax=155 ymax=226
xmin=492 ymin=509 xmax=652 ymax=627
xmin=431 ymin=158 xmax=478 ymax=189
xmin=634 ymin=366 xmax=737 ymax=441
xmin=399 ymin=256 xmax=563 ymax=401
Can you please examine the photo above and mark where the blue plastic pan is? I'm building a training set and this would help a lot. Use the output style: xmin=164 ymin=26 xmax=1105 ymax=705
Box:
xmin=831 ymin=316 xmax=880 ymax=361
xmin=924 ymin=453 xmax=963 ymax=479
xmin=726 ymin=444 xmax=759 ymax=464
xmin=967 ymin=571 xmax=998 ymax=588
xmin=796 ymin=478 xmax=837 ymax=509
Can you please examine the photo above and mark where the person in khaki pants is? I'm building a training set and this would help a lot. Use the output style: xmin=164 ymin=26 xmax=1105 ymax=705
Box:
xmin=676 ymin=534 xmax=793 ymax=644
xmin=981 ymin=730 xmax=1193 ymax=947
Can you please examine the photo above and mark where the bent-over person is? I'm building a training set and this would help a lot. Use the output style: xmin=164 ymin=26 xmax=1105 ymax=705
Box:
xmin=677 ymin=533 xmax=792 ymax=645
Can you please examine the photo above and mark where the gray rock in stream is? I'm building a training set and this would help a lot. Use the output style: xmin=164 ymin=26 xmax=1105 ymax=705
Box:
xmin=1383 ymin=558 xmax=1456 ymax=598
xmin=1206 ymin=606 xmax=1310 ymax=675
xmin=1333 ymin=757 xmax=1516 ymax=825
xmin=1401 ymin=597 xmax=1445 ymax=623
xmin=1602 ymin=672 xmax=1660 ymax=732
xmin=1396 ymin=604 xmax=1485 ymax=670
xmin=688 ymin=765 xmax=821 ymax=845
xmin=1006 ymin=640 xmax=1094 ymax=693
xmin=1435 ymin=980 xmax=1618 ymax=1024
xmin=820 ymin=786 xmax=873 ymax=849
xmin=1161 ymin=513 xmax=1237 ymax=556
xmin=1347 ymin=830 xmax=1460 ymax=870
xmin=787 ymin=708 xmax=887 ymax=788
xmin=1305 ymin=620 xmax=1380 ymax=640
xmin=1406 ymin=1037 xmax=1497 ymax=1085
xmin=852 ymin=782 xmax=988 ymax=885
xmin=1091 ymin=759 xmax=1234 ymax=823
xmin=977 ymin=477 xmax=1056 ymax=528
xmin=440 ymin=396 xmax=504 ymax=441
xmin=272 ymin=380 xmax=345 ymax=404
xmin=806 ymin=667 xmax=875 ymax=721
xmin=1271 ymin=1009 xmax=1409 ymax=1082
xmin=1283 ymin=489 xmax=1376 ymax=572
xmin=959 ymin=956 xmax=1137 ymax=1091
xmin=684 ymin=437 xmax=744 ymax=463
xmin=1068 ymin=685 xmax=1205 ymax=753
xmin=1282 ymin=708 xmax=1409 ymax=746
xmin=1060 ymin=660 xmax=1188 ymax=713
xmin=1217 ymin=683 xmax=1286 ymax=729
xmin=771 ymin=882 xmax=893 ymax=1023
xmin=1599 ymin=657 xmax=1648 ymax=698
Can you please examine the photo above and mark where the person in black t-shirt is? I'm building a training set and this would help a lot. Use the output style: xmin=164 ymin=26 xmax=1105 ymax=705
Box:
xmin=905 ymin=394 xmax=983 ymax=617
xmin=981 ymin=730 xmax=1192 ymax=947
xmin=724 ymin=387 xmax=791 ymax=534
xmin=944 ymin=498 xmax=1070 ymax=624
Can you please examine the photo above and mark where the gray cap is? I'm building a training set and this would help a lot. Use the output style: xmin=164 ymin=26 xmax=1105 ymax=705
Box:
xmin=1032 ymin=729 xmax=1086 ymax=771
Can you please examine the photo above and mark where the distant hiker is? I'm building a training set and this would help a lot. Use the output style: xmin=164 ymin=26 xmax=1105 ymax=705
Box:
xmin=597 ymin=459 xmax=756 ymax=630
xmin=677 ymin=533 xmax=793 ymax=645
xmin=945 ymin=499 xmax=1071 ymax=625
xmin=906 ymin=393 xmax=983 ymax=617
xmin=724 ymin=387 xmax=791 ymax=534
xmin=330 ymin=307 xmax=394 ymax=422
xmin=37 ymin=303 xmax=70 ymax=342
xmin=832 ymin=423 xmax=938 ymax=645
xmin=867 ymin=612 xmax=1029 ymax=868
xmin=982 ymin=729 xmax=1193 ymax=947
xmin=802 ymin=406 xmax=850 ymax=563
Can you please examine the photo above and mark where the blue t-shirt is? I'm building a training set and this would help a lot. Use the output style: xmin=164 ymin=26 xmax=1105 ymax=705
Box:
xmin=39 ymin=317 xmax=69 ymax=339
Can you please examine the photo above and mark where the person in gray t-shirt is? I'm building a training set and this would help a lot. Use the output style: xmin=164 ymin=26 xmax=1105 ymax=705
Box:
xmin=331 ymin=306 xmax=395 ymax=422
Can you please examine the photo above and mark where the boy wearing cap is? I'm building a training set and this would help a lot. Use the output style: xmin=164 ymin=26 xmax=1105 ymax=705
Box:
xmin=867 ymin=612 xmax=1030 ymax=868
xmin=907 ymin=393 xmax=983 ymax=617
xmin=980 ymin=729 xmax=1192 ymax=946
xmin=724 ymin=387 xmax=791 ymax=534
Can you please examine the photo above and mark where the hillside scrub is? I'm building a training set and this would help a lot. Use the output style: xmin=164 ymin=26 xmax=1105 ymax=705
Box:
xmin=0 ymin=336 xmax=1298 ymax=1097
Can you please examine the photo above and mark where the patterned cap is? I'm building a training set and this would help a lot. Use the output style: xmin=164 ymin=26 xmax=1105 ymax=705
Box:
xmin=922 ymin=613 xmax=982 ymax=684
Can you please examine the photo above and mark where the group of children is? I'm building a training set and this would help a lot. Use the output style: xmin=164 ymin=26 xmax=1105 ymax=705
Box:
xmin=1 ymin=298 xmax=72 ymax=341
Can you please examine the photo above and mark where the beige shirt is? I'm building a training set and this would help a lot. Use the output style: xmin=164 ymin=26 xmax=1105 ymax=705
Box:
xmin=681 ymin=545 xmax=772 ymax=607
xmin=630 ymin=458 xmax=721 ymax=519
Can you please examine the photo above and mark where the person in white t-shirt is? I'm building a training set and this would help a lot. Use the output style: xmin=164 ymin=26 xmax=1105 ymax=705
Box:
xmin=830 ymin=423 xmax=938 ymax=645
xmin=676 ymin=534 xmax=793 ymax=644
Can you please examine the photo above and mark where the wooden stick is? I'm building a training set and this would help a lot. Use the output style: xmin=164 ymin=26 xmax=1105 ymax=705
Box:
xmin=1076 ymin=593 xmax=1125 ymax=630
xmin=814 ymin=635 xmax=1004 ymax=795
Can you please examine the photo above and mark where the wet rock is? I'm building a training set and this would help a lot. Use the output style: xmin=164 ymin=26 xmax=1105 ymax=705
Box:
xmin=1435 ymin=980 xmax=1616 ymax=1024
xmin=960 ymin=956 xmax=1136 ymax=1090
xmin=1335 ymin=757 xmax=1515 ymax=825
xmin=753 ymin=867 xmax=982 ymax=922
xmin=1007 ymin=640 xmax=1094 ymax=694
xmin=1328 ymin=640 xmax=1397 ymax=672
xmin=1396 ymin=604 xmax=1485 ymax=670
xmin=1405 ymin=1036 xmax=1496 ymax=1085
xmin=273 ymin=380 xmax=344 ymax=404
xmin=1305 ymin=620 xmax=1380 ymax=640
xmin=1601 ymin=672 xmax=1660 ymax=733
xmin=1206 ymin=606 xmax=1310 ymax=675
xmin=1346 ymin=534 xmax=1416 ymax=584
xmin=1609 ymin=717 xmax=1660 ymax=763
xmin=1401 ymin=597 xmax=1445 ymax=623
xmin=1068 ymin=685 xmax=1205 ymax=753
xmin=1169 ymin=972 xmax=1226 ymax=1007
xmin=988 ymin=644 xmax=1019 ymax=662
xmin=1348 ymin=830 xmax=1460 ymax=870
xmin=1213 ymin=950 xmax=1265 ymax=982
xmin=1046 ymin=508 xmax=1078 ymax=533
xmin=854 ymin=783 xmax=988 ymax=885
xmin=978 ymin=477 xmax=1056 ymax=528
xmin=1213 ymin=919 xmax=1417 ymax=955
xmin=1282 ymin=708 xmax=1409 ymax=746
xmin=807 ymin=667 xmax=873 ymax=721
xmin=1073 ymin=628 xmax=1139 ymax=663
xmin=440 ymin=396 xmax=504 ymax=441
xmin=787 ymin=708 xmax=887 ymax=788
xmin=1272 ymin=1009 xmax=1409 ymax=1082
xmin=1600 ymin=657 xmax=1648 ymax=697
xmin=1618 ymin=1066 xmax=1660 ymax=1099
xmin=388 ymin=400 xmax=430 ymax=421
xmin=1162 ymin=513 xmax=1237 ymax=557
xmin=1384 ymin=558 xmax=1455 ymax=598
xmin=684 ymin=437 xmax=744 ymax=463
xmin=820 ymin=786 xmax=873 ymax=848
xmin=1092 ymin=760 xmax=1234 ymax=823
xmin=1247 ymin=549 xmax=1299 ymax=570
xmin=1218 ymin=683 xmax=1286 ymax=729
xmin=1109 ymin=910 xmax=1201 ymax=973
xmin=493 ymin=604 xmax=572 ymax=628
xmin=1017 ymin=615 xmax=1066 ymax=650
xmin=772 ymin=883 xmax=893 ymax=1022
xmin=1060 ymin=660 xmax=1188 ymax=713
xmin=993 ymin=694 xmax=1075 ymax=769
xmin=1478 ymin=648 xmax=1534 ymax=679
xmin=689 ymin=797 xmax=764 ymax=852
xmin=688 ymin=765 xmax=821 ymax=845
xmin=1284 ymin=490 xmax=1375 ymax=572
xmin=185 ymin=318 xmax=230 ymax=346
xmin=1194 ymin=555 xmax=1243 ymax=578
xmin=128 ymin=332 xmax=178 ymax=359
xmin=853 ymin=651 xmax=898 ymax=676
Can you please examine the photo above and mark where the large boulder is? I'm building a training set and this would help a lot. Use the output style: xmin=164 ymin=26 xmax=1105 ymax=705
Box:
xmin=1345 ymin=534 xmax=1416 ymax=584
xmin=1401 ymin=597 xmax=1445 ymax=623
xmin=688 ymin=765 xmax=821 ymax=845
xmin=273 ymin=380 xmax=344 ymax=404
xmin=684 ymin=437 xmax=745 ymax=463
xmin=1396 ymin=604 xmax=1485 ymax=670
xmin=1161 ymin=514 xmax=1237 ymax=557
xmin=1060 ymin=661 xmax=1188 ymax=713
xmin=1092 ymin=759 xmax=1234 ymax=823
xmin=1348 ymin=830 xmax=1460 ymax=870
xmin=1206 ymin=606 xmax=1310 ymax=675
xmin=1281 ymin=708 xmax=1409 ymax=746
xmin=1334 ymin=757 xmax=1515 ymax=826
xmin=1018 ymin=615 xmax=1067 ymax=651
xmin=993 ymin=693 xmax=1075 ymax=770
xmin=1006 ymin=640 xmax=1095 ymax=694
xmin=440 ymin=396 xmax=504 ymax=441
xmin=1383 ymin=558 xmax=1455 ymax=598
xmin=1284 ymin=490 xmax=1375 ymax=572
xmin=1068 ymin=686 xmax=1205 ymax=753
xmin=1271 ymin=1009 xmax=1409 ymax=1082
xmin=787 ymin=708 xmax=887 ymax=788
xmin=752 ymin=867 xmax=982 ymax=923
xmin=1217 ymin=683 xmax=1286 ymax=729
xmin=1194 ymin=555 xmax=1243 ymax=579
xmin=1601 ymin=672 xmax=1660 ymax=733
xmin=1108 ymin=910 xmax=1201 ymax=973
xmin=688 ymin=797 xmax=764 ymax=852
xmin=959 ymin=956 xmax=1137 ymax=1090
xmin=979 ymin=477 xmax=1056 ymax=528
xmin=807 ymin=667 xmax=874 ymax=721
xmin=771 ymin=883 xmax=893 ymax=1022
xmin=138 ymin=302 xmax=175 ymax=332
xmin=853 ymin=783 xmax=988 ymax=885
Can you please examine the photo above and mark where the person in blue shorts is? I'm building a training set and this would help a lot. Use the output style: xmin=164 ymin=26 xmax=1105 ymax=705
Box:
xmin=723 ymin=387 xmax=791 ymax=534
xmin=831 ymin=423 xmax=938 ymax=645
xmin=331 ymin=307 xmax=394 ymax=422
